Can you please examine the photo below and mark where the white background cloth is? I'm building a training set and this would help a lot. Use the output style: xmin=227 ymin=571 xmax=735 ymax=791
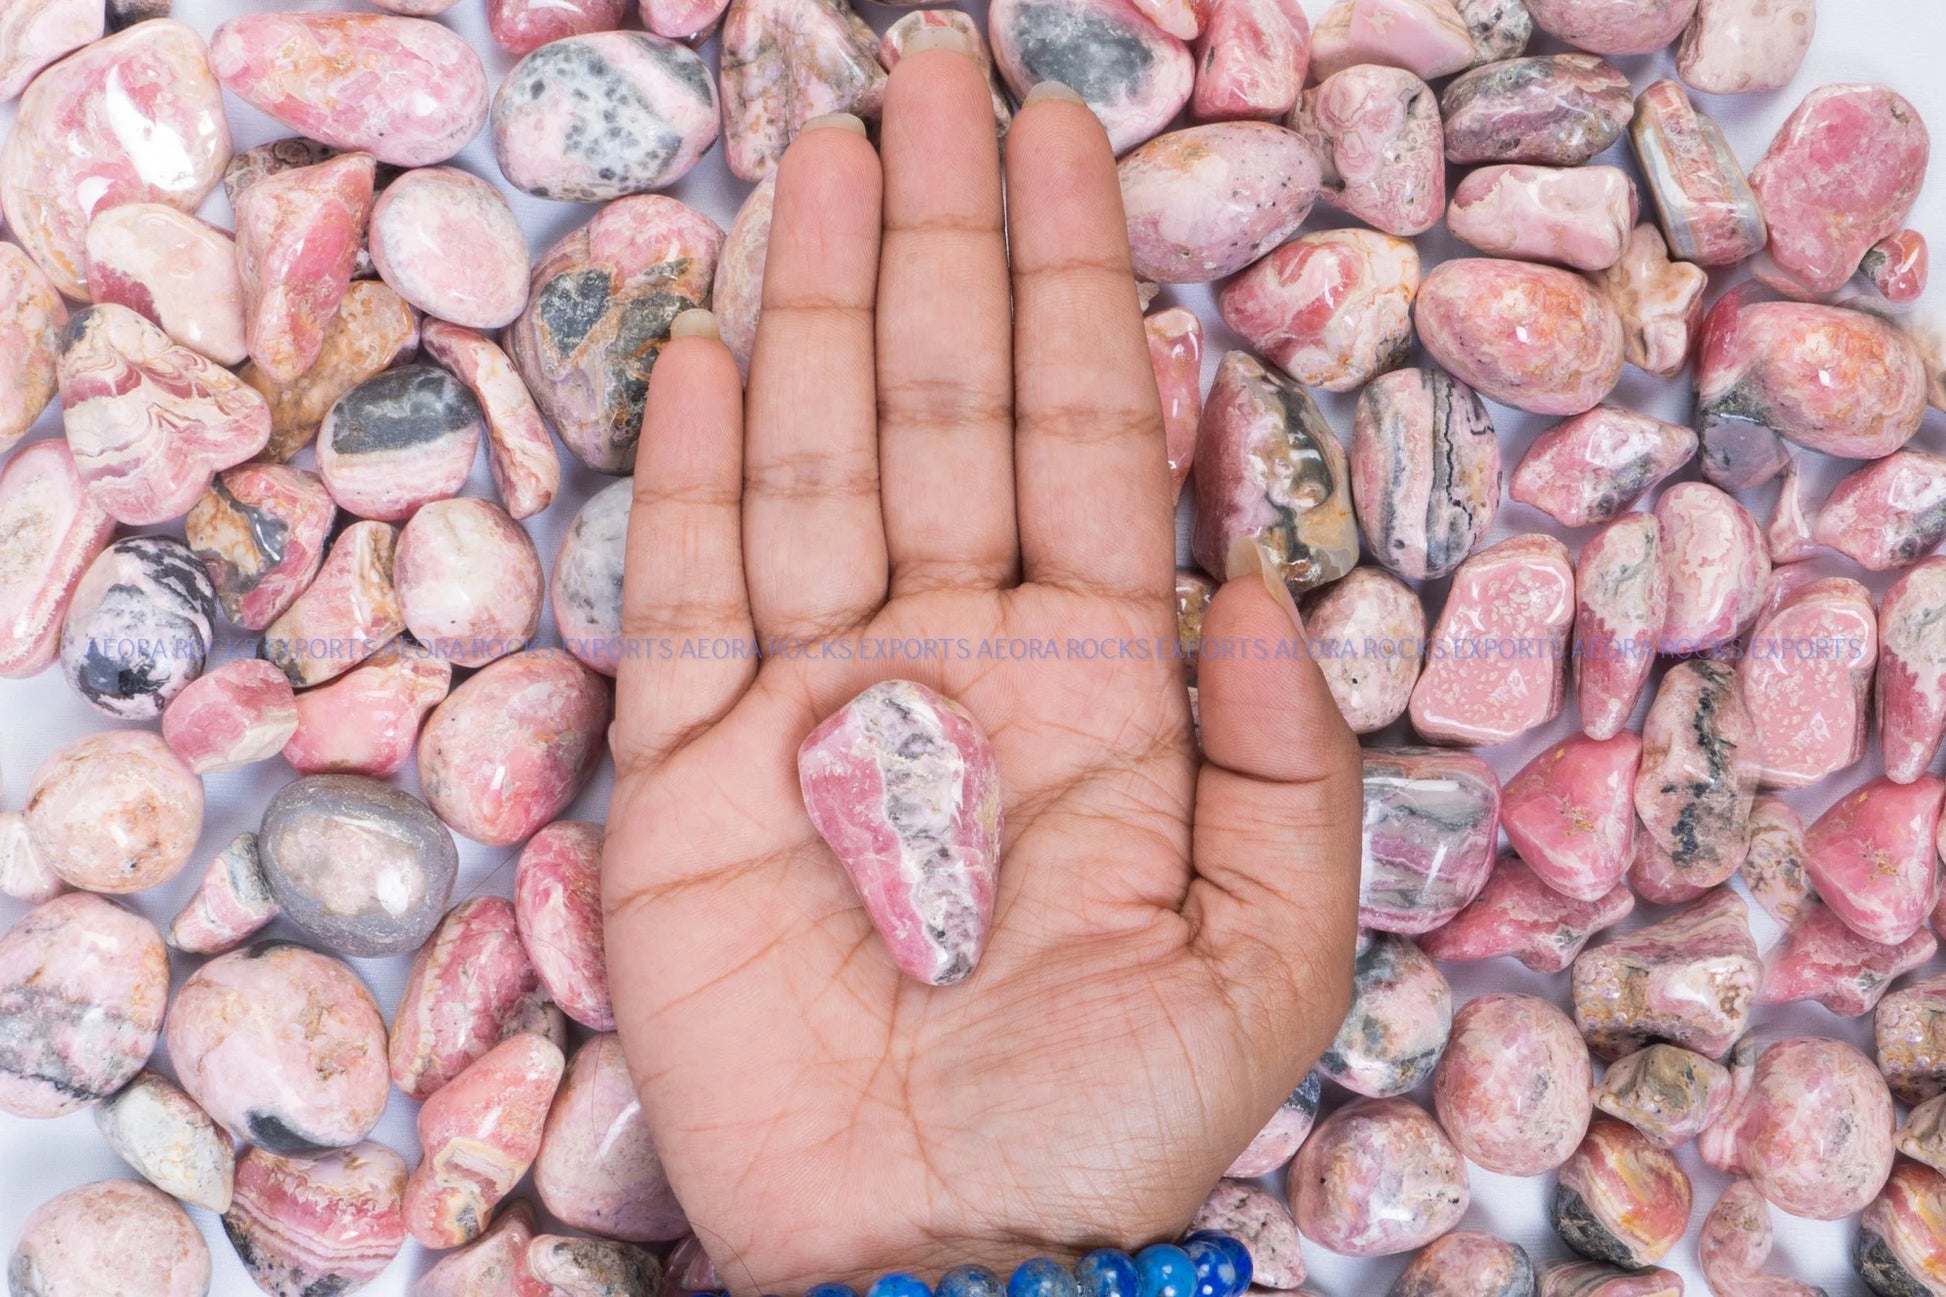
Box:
xmin=3 ymin=0 xmax=1945 ymax=1291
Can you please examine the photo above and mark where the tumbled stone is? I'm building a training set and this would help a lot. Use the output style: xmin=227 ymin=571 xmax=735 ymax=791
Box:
xmin=1410 ymin=533 xmax=1574 ymax=745
xmin=416 ymin=1200 xmax=539 ymax=1297
xmin=83 ymin=204 xmax=245 ymax=367
xmin=25 ymin=730 xmax=202 ymax=893
xmin=989 ymin=0 xmax=1193 ymax=156
xmin=317 ymin=366 xmax=484 ymax=522
xmin=1898 ymin=1097 xmax=1946 ymax=1177
xmin=1592 ymin=1044 xmax=1731 ymax=1149
xmin=1499 ymin=734 xmax=1639 ymax=902
xmin=527 ymin=1236 xmax=662 ymax=1297
xmin=283 ymin=645 xmax=451 ymax=777
xmin=96 ymin=1070 xmax=234 ymax=1212
xmin=247 ymin=280 xmax=421 ymax=464
xmin=0 ymin=21 xmax=230 ymax=298
xmin=1288 ymin=1097 xmax=1468 ymax=1257
xmin=263 ymin=521 xmax=405 ymax=687
xmin=1290 ymin=66 xmax=1444 ymax=238
xmin=509 ymin=195 xmax=723 ymax=474
xmin=0 ymin=813 xmax=63 ymax=904
xmin=0 ymin=893 xmax=167 ymax=1118
xmin=8 ymin=1180 xmax=209 ymax=1297
xmin=1218 ymin=229 xmax=1418 ymax=395
xmin=549 ymin=479 xmax=630 ymax=676
xmin=185 ymin=463 xmax=335 ymax=632
xmin=1761 ymin=901 xmax=1935 ymax=1018
xmin=1571 ymin=888 xmax=1759 ymax=1060
xmin=1814 ymin=448 xmax=1946 ymax=571
xmin=1319 ymin=932 xmax=1451 ymax=1098
xmin=490 ymin=0 xmax=624 ymax=55
xmin=162 ymin=659 xmax=300 ymax=775
xmin=1448 ymin=164 xmax=1637 ymax=271
xmin=233 ymin=153 xmax=377 ymax=386
xmin=1538 ymin=1263 xmax=1681 ymax=1297
xmin=419 ymin=652 xmax=614 ymax=846
xmin=1750 ymin=84 xmax=1930 ymax=295
xmin=1299 ymin=567 xmax=1423 ymax=734
xmin=1655 ymin=482 xmax=1768 ymax=651
xmin=1571 ymin=515 xmax=1663 ymax=742
xmin=1881 ymin=558 xmax=1946 ymax=783
xmin=1416 ymin=259 xmax=1624 ymax=415
xmin=535 ymin=1033 xmax=683 ymax=1242
xmin=1188 ymin=0 xmax=1308 ymax=123
xmin=1864 ymin=229 xmax=1929 ymax=304
xmin=663 ymin=1233 xmax=723 ymax=1297
xmin=59 ymin=304 xmax=272 ymax=526
xmin=1632 ymin=660 xmax=1757 ymax=893
xmin=0 ymin=246 xmax=64 ymax=458
xmin=1738 ymin=576 xmax=1875 ymax=788
xmin=168 ymin=943 xmax=390 ymax=1153
xmin=1858 ymin=1162 xmax=1946 ymax=1297
xmin=1703 ymin=1180 xmax=1829 ymax=1297
xmin=1677 ymin=0 xmax=1813 ymax=94
xmin=423 ymin=322 xmax=559 ymax=521
xmin=1553 ymin=1120 xmax=1689 ymax=1267
xmin=1528 ymin=0 xmax=1693 ymax=53
xmin=0 ymin=440 xmax=113 ymax=679
xmin=1878 ymin=973 xmax=1946 ymax=1105
xmin=1441 ymin=53 xmax=1633 ymax=166
xmin=0 ymin=0 xmax=100 ymax=101
xmin=1742 ymin=796 xmax=1815 ymax=928
xmin=1594 ymin=224 xmax=1707 ymax=378
xmin=212 ymin=13 xmax=489 ymax=167
xmin=1190 ymin=1180 xmax=1306 ymax=1290
xmin=1511 ymin=407 xmax=1694 ymax=529
xmin=1350 ymin=368 xmax=1499 ymax=581
xmin=1359 ymin=748 xmax=1500 ymax=934
xmin=719 ymin=0 xmax=886 ymax=180
xmin=1765 ymin=455 xmax=1817 ymax=564
xmin=1120 ymin=123 xmax=1319 ymax=284
xmin=369 ymin=167 xmax=529 ymax=330
xmin=1455 ymin=0 xmax=1533 ymax=61
xmin=1225 ymin=1073 xmax=1320 ymax=1178
xmin=1422 ymin=852 xmax=1632 ymax=974
xmin=59 ymin=536 xmax=217 ymax=720
xmin=1191 ymin=350 xmax=1358 ymax=592
xmin=396 ymin=498 xmax=543 ymax=669
xmin=390 ymin=897 xmax=551 ymax=1102
xmin=515 ymin=821 xmax=612 ymax=1031
xmin=714 ymin=175 xmax=773 ymax=378
xmin=1709 ymin=1036 xmax=1894 ymax=1220
xmin=1309 ymin=0 xmax=1471 ymax=82
xmin=1802 ymin=775 xmax=1943 ymax=946
xmin=1630 ymin=79 xmax=1766 ymax=268
xmin=406 ymin=1031 xmax=565 ymax=1248
xmin=799 ymin=679 xmax=1004 ymax=986
xmin=1176 ymin=568 xmax=1216 ymax=697
xmin=881 ymin=10 xmax=1013 ymax=132
xmin=1143 ymin=309 xmax=1202 ymax=496
xmin=166 ymin=832 xmax=280 ymax=955
xmin=1434 ymin=992 xmax=1592 ymax=1176
xmin=224 ymin=1142 xmax=407 ymax=1297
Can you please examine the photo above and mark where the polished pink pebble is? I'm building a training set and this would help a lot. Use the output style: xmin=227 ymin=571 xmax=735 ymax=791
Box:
xmin=1592 ymin=1044 xmax=1731 ymax=1149
xmin=1878 ymin=972 xmax=1946 ymax=1105
xmin=1742 ymin=796 xmax=1815 ymax=928
xmin=1433 ymin=991 xmax=1592 ymax=1176
xmin=418 ymin=652 xmax=613 ymax=847
xmin=1595 ymin=225 xmax=1707 ymax=379
xmin=262 ymin=520 xmax=405 ymax=688
xmin=1309 ymin=0 xmax=1472 ymax=82
xmin=423 ymin=321 xmax=559 ymax=521
xmin=1526 ymin=0 xmax=1693 ymax=54
xmin=25 ymin=730 xmax=203 ymax=894
xmin=248 ymin=280 xmax=421 ymax=465
xmin=1739 ymin=576 xmax=1875 ymax=788
xmin=989 ymin=0 xmax=1193 ymax=156
xmin=389 ymin=896 xmax=553 ymax=1102
xmin=166 ymin=832 xmax=279 ymax=956
xmin=1697 ymin=1180 xmax=1823 ymax=1297
xmin=1441 ymin=53 xmax=1632 ymax=166
xmin=396 ymin=498 xmax=543 ymax=669
xmin=414 ymin=1199 xmax=539 ymax=1297
xmin=0 ymin=245 xmax=65 ymax=456
xmin=1119 ymin=122 xmax=1319 ymax=284
xmin=1409 ymin=533 xmax=1574 ymax=746
xmin=1351 ymin=368 xmax=1501 ymax=582
xmin=1760 ymin=901 xmax=1936 ymax=1017
xmin=1291 ymin=65 xmax=1445 ymax=238
xmin=1500 ymin=733 xmax=1640 ymax=902
xmin=1814 ymin=449 xmax=1946 ymax=571
xmin=718 ymin=0 xmax=886 ymax=180
xmin=1300 ymin=567 xmax=1424 ymax=734
xmin=0 ymin=812 xmax=63 ymax=904
xmin=1571 ymin=888 xmax=1759 ymax=1060
xmin=1633 ymin=660 xmax=1757 ymax=891
xmin=283 ymin=647 xmax=451 ymax=777
xmin=93 ymin=1070 xmax=234 ymax=1212
xmin=1190 ymin=0 xmax=1309 ymax=123
xmin=1288 ymin=1097 xmax=1468 ymax=1257
xmin=405 ymin=1031 xmax=565 ymax=1248
xmin=1552 ymin=1119 xmax=1690 ymax=1267
xmin=1802 ymin=774 xmax=1944 ymax=946
xmin=211 ymin=13 xmax=489 ymax=167
xmin=515 ymin=821 xmax=612 ymax=1031
xmin=1629 ymin=78 xmax=1767 ymax=267
xmin=224 ymin=1142 xmax=407 ymax=1297
xmin=1538 ymin=1262 xmax=1681 ymax=1297
xmin=234 ymin=152 xmax=376 ymax=385
xmin=0 ymin=440 xmax=114 ymax=679
xmin=536 ymin=1033 xmax=683 ymax=1242
xmin=1321 ymin=931 xmax=1452 ymax=1099
xmin=1387 ymin=1232 xmax=1534 ymax=1297
xmin=1190 ymin=1180 xmax=1306 ymax=1289
xmin=1218 ymin=229 xmax=1420 ymax=394
xmin=1880 ymin=557 xmax=1946 ymax=783
xmin=186 ymin=463 xmax=335 ymax=632
xmin=1416 ymin=259 xmax=1624 ymax=415
xmin=317 ymin=365 xmax=483 ymax=523
xmin=1708 ymin=1036 xmax=1894 ymax=1220
xmin=1359 ymin=748 xmax=1501 ymax=934
xmin=1654 ymin=482 xmax=1768 ymax=651
xmin=1677 ymin=0 xmax=1814 ymax=95
xmin=162 ymin=659 xmax=300 ymax=775
xmin=85 ymin=204 xmax=246 ymax=366
xmin=1858 ymin=1162 xmax=1946 ymax=1296
xmin=1226 ymin=1074 xmax=1319 ymax=1179
xmin=1448 ymin=164 xmax=1638 ymax=272
xmin=1864 ymin=229 xmax=1929 ymax=304
xmin=1421 ymin=852 xmax=1633 ymax=974
xmin=370 ymin=167 xmax=529 ymax=329
xmin=0 ymin=0 xmax=100 ymax=102
xmin=489 ymin=0 xmax=623 ymax=55
xmin=8 ymin=1180 xmax=209 ymax=1297
xmin=1897 ymin=1097 xmax=1946 ymax=1176
xmin=1572 ymin=514 xmax=1666 ymax=742
xmin=1145 ymin=308 xmax=1202 ymax=496
xmin=1512 ymin=407 xmax=1695 ymax=529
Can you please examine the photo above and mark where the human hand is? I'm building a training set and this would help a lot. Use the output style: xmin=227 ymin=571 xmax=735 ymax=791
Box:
xmin=604 ymin=42 xmax=1360 ymax=1296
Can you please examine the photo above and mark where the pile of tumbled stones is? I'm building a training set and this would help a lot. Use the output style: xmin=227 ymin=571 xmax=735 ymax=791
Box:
xmin=1 ymin=0 xmax=1944 ymax=1291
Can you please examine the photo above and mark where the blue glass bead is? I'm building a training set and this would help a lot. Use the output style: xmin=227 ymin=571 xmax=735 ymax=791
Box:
xmin=1181 ymin=1234 xmax=1249 ymax=1297
xmin=1135 ymin=1245 xmax=1196 ymax=1297
xmin=1182 ymin=1232 xmax=1252 ymax=1293
xmin=807 ymin=1285 xmax=863 ymax=1297
xmin=1075 ymin=1250 xmax=1140 ymax=1297
xmin=1007 ymin=1259 xmax=1079 ymax=1297
xmin=939 ymin=1266 xmax=1005 ymax=1297
xmin=867 ymin=1276 xmax=932 ymax=1297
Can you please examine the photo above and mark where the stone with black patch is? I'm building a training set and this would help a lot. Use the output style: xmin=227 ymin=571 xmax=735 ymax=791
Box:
xmin=316 ymin=366 xmax=485 ymax=521
xmin=57 ymin=536 xmax=216 ymax=720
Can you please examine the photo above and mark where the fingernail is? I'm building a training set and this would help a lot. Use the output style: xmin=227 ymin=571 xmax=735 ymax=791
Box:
xmin=903 ymin=23 xmax=977 ymax=59
xmin=802 ymin=112 xmax=867 ymax=137
xmin=1024 ymin=80 xmax=1086 ymax=106
xmin=1255 ymin=544 xmax=1308 ymax=637
xmin=670 ymin=308 xmax=719 ymax=340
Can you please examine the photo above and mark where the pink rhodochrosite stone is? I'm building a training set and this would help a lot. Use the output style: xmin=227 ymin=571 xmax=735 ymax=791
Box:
xmin=262 ymin=520 xmax=405 ymax=688
xmin=526 ymin=1236 xmax=661 ymax=1295
xmin=1416 ymin=259 xmax=1624 ymax=416
xmin=1552 ymin=1120 xmax=1690 ymax=1267
xmin=0 ymin=893 xmax=167 ymax=1118
xmin=1710 ymin=1036 xmax=1894 ymax=1220
xmin=369 ymin=167 xmax=529 ymax=328
xmin=1191 ymin=350 xmax=1359 ymax=592
xmin=1765 ymin=455 xmax=1817 ymax=563
xmin=1655 ymin=482 xmax=1768 ymax=651
xmin=0 ymin=21 xmax=230 ymax=298
xmin=1592 ymin=1044 xmax=1731 ymax=1149
xmin=1739 ymin=577 xmax=1875 ymax=788
xmin=1859 ymin=1162 xmax=1946 ymax=1296
xmin=1300 ymin=567 xmax=1424 ymax=734
xmin=1389 ymin=1233 xmax=1535 ymax=1297
xmin=1218 ymin=229 xmax=1420 ymax=394
xmin=1319 ymin=932 xmax=1452 ymax=1098
xmin=405 ymin=1031 xmax=565 ymax=1248
xmin=1897 ymin=1098 xmax=1946 ymax=1176
xmin=1879 ymin=972 xmax=1946 ymax=1105
xmin=1527 ymin=0 xmax=1694 ymax=54
xmin=1864 ymin=229 xmax=1929 ymax=304
xmin=234 ymin=152 xmax=376 ymax=385
xmin=1595 ymin=225 xmax=1707 ymax=379
xmin=1760 ymin=902 xmax=1936 ymax=1017
xmin=509 ymin=195 xmax=723 ymax=474
xmin=317 ymin=366 xmax=485 ymax=522
xmin=881 ymin=11 xmax=1014 ymax=133
xmin=396 ymin=498 xmax=544 ymax=668
xmin=1144 ymin=308 xmax=1203 ymax=495
xmin=718 ymin=0 xmax=886 ymax=180
xmin=1573 ymin=514 xmax=1666 ymax=742
xmin=59 ymin=304 xmax=272 ymax=526
xmin=1677 ymin=0 xmax=1814 ymax=94
xmin=416 ymin=1200 xmax=538 ymax=1297
xmin=423 ymin=322 xmax=559 ymax=521
xmin=1749 ymin=84 xmax=1930 ymax=295
xmin=418 ymin=652 xmax=613 ymax=847
xmin=1802 ymin=775 xmax=1944 ymax=946
xmin=282 ymin=647 xmax=452 ymax=778
xmin=1500 ymin=733 xmax=1640 ymax=902
xmin=1814 ymin=449 xmax=1946 ymax=571
xmin=1288 ymin=1097 xmax=1469 ymax=1257
xmin=1456 ymin=0 xmax=1533 ymax=62
xmin=1132 ymin=0 xmax=1209 ymax=38
xmin=714 ymin=174 xmax=774 ymax=378
xmin=1441 ymin=53 xmax=1633 ymax=166
xmin=1225 ymin=1073 xmax=1319 ymax=1178
xmin=1633 ymin=661 xmax=1757 ymax=890
xmin=552 ymin=480 xmax=630 ymax=677
xmin=1119 ymin=123 xmax=1320 ymax=284
xmin=1447 ymin=165 xmax=1638 ymax=272
xmin=0 ymin=813 xmax=64 ymax=904
xmin=1433 ymin=992 xmax=1592 ymax=1176
xmin=223 ymin=1142 xmax=408 ymax=1297
xmin=1570 ymin=888 xmax=1759 ymax=1060
xmin=491 ymin=0 xmax=624 ymax=55
xmin=1511 ymin=407 xmax=1696 ymax=528
xmin=85 ymin=205 xmax=245 ymax=367
xmin=95 ymin=1071 xmax=235 ymax=1212
xmin=1409 ymin=533 xmax=1574 ymax=746
xmin=1540 ymin=1263 xmax=1682 ymax=1297
xmin=1421 ymin=852 xmax=1634 ymax=974
xmin=1742 ymin=796 xmax=1816 ymax=928
xmin=1359 ymin=748 xmax=1500 ymax=934
xmin=166 ymin=832 xmax=280 ymax=956
xmin=248 ymin=280 xmax=420 ymax=464
xmin=25 ymin=731 xmax=203 ymax=894
xmin=211 ymin=13 xmax=489 ymax=167
xmin=536 ymin=1034 xmax=684 ymax=1242
xmin=0 ymin=0 xmax=100 ymax=102
xmin=798 ymin=680 xmax=1004 ymax=987
xmin=388 ymin=897 xmax=553 ymax=1101
xmin=989 ymin=0 xmax=1193 ymax=155
xmin=0 ymin=440 xmax=113 ymax=679
xmin=1190 ymin=0 xmax=1310 ymax=123
xmin=1309 ymin=0 xmax=1472 ymax=82
xmin=1881 ymin=558 xmax=1946 ymax=783
xmin=8 ymin=1180 xmax=209 ymax=1297
xmin=161 ymin=659 xmax=300 ymax=775
xmin=1630 ymin=79 xmax=1767 ymax=267
xmin=1191 ymin=1180 xmax=1307 ymax=1289
xmin=185 ymin=463 xmax=335 ymax=633
xmin=0 ymin=245 xmax=65 ymax=456
xmin=1350 ymin=369 xmax=1501 ymax=581
xmin=516 ymin=821 xmax=613 ymax=1031
xmin=1290 ymin=66 xmax=1445 ymax=238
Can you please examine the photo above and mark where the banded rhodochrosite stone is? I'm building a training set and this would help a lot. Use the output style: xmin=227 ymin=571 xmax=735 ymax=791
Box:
xmin=1881 ymin=558 xmax=1946 ymax=783
xmin=1678 ymin=0 xmax=1815 ymax=95
xmin=1189 ymin=0 xmax=1309 ymax=123
xmin=1144 ymin=308 xmax=1203 ymax=494
xmin=25 ymin=730 xmax=203 ymax=893
xmin=714 ymin=174 xmax=774 ymax=377
xmin=0 ymin=0 xmax=100 ymax=102
xmin=1539 ymin=1263 xmax=1682 ymax=1297
xmin=0 ymin=245 xmax=64 ymax=456
xmin=1300 ymin=568 xmax=1424 ymax=734
xmin=262 ymin=520 xmax=405 ymax=688
xmin=1319 ymin=932 xmax=1452 ymax=1098
xmin=235 ymin=152 xmax=376 ymax=386
xmin=1595 ymin=225 xmax=1706 ymax=379
xmin=1864 ymin=229 xmax=1929 ymax=303
xmin=1592 ymin=1044 xmax=1732 ymax=1149
xmin=1447 ymin=165 xmax=1638 ymax=271
xmin=1742 ymin=796 xmax=1815 ymax=928
xmin=1421 ymin=852 xmax=1633 ymax=974
xmin=1226 ymin=1073 xmax=1320 ymax=1177
xmin=223 ymin=1142 xmax=408 ymax=1297
xmin=1879 ymin=973 xmax=1946 ymax=1105
xmin=1388 ymin=1233 xmax=1535 ymax=1297
xmin=423 ymin=322 xmax=558 ymax=521
xmin=1526 ymin=0 xmax=1693 ymax=54
xmin=1288 ymin=1097 xmax=1469 ymax=1257
xmin=536 ymin=1034 xmax=684 ymax=1242
xmin=0 ymin=893 xmax=167 ymax=1119
xmin=1192 ymin=1180 xmax=1307 ymax=1289
xmin=389 ymin=897 xmax=552 ymax=1101
xmin=161 ymin=659 xmax=300 ymax=775
xmin=1309 ymin=0 xmax=1471 ymax=82
xmin=186 ymin=463 xmax=335 ymax=632
xmin=1441 ymin=53 xmax=1633 ymax=166
xmin=317 ymin=366 xmax=485 ymax=522
xmin=1814 ymin=449 xmax=1946 ymax=571
xmin=1630 ymin=80 xmax=1766 ymax=267
xmin=989 ymin=0 xmax=1193 ymax=155
xmin=1350 ymin=369 xmax=1500 ymax=581
xmin=1858 ymin=1162 xmax=1946 ymax=1297
xmin=1553 ymin=1121 xmax=1690 ymax=1267
xmin=59 ymin=536 xmax=217 ymax=721
xmin=1571 ymin=888 xmax=1760 ymax=1060
xmin=509 ymin=195 xmax=723 ymax=474
xmin=0 ymin=814 xmax=63 ymax=904
xmin=1739 ymin=577 xmax=1875 ymax=788
xmin=490 ymin=0 xmax=624 ymax=55
xmin=1655 ymin=483 xmax=1768 ymax=650
xmin=415 ymin=1200 xmax=539 ymax=1297
xmin=166 ymin=832 xmax=280 ymax=955
xmin=515 ymin=821 xmax=613 ymax=1031
xmin=718 ymin=0 xmax=886 ymax=180
xmin=1761 ymin=902 xmax=1936 ymax=1017
xmin=282 ymin=646 xmax=451 ymax=777
xmin=1633 ymin=661 xmax=1757 ymax=891
xmin=211 ymin=13 xmax=490 ymax=167
xmin=1500 ymin=733 xmax=1640 ymax=902
xmin=368 ymin=167 xmax=529 ymax=328
xmin=247 ymin=280 xmax=420 ymax=464
xmin=7 ymin=1181 xmax=209 ymax=1297
xmin=1359 ymin=748 xmax=1500 ymax=934
xmin=1119 ymin=123 xmax=1321 ymax=283
xmin=95 ymin=1070 xmax=235 ymax=1212
xmin=0 ymin=440 xmax=113 ymax=679
xmin=0 ymin=21 xmax=230 ymax=299
xmin=1290 ymin=66 xmax=1445 ymax=238
xmin=1433 ymin=992 xmax=1593 ymax=1176
xmin=526 ymin=1235 xmax=663 ymax=1296
xmin=1416 ymin=259 xmax=1624 ymax=416
xmin=1802 ymin=775 xmax=1944 ymax=946
xmin=1218 ymin=230 xmax=1420 ymax=394
xmin=405 ymin=1031 xmax=565 ymax=1248
xmin=85 ymin=204 xmax=247 ymax=366
xmin=168 ymin=943 xmax=390 ymax=1154
xmin=798 ymin=680 xmax=1004 ymax=987
xmin=1511 ymin=408 xmax=1694 ymax=529
xmin=1709 ymin=1036 xmax=1894 ymax=1220
xmin=396 ymin=498 xmax=543 ymax=668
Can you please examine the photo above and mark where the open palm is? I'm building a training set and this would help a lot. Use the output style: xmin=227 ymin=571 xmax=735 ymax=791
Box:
xmin=604 ymin=49 xmax=1360 ymax=1296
